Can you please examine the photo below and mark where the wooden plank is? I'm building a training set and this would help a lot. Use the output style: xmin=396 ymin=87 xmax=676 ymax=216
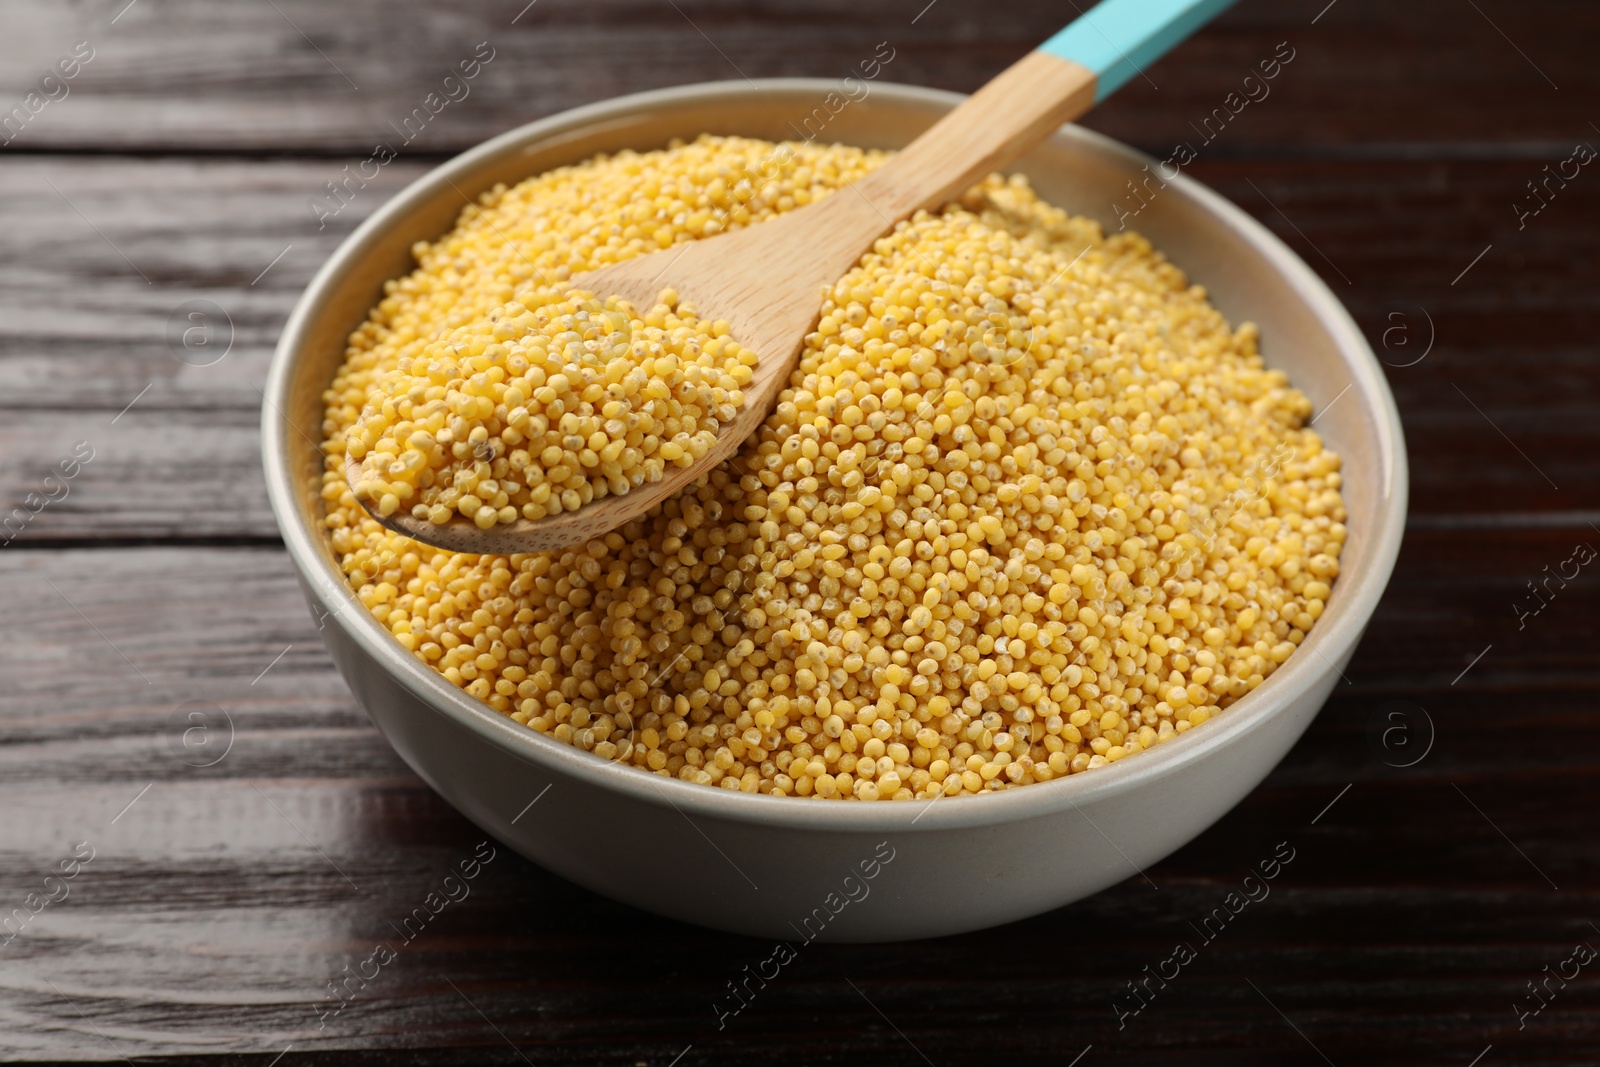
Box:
xmin=0 ymin=155 xmax=429 ymax=413
xmin=0 ymin=155 xmax=1596 ymax=542
xmin=0 ymin=529 xmax=1588 ymax=729
xmin=0 ymin=540 xmax=1596 ymax=1062
xmin=0 ymin=409 xmax=270 ymax=543
xmin=0 ymin=532 xmax=1589 ymax=784
xmin=0 ymin=0 xmax=1590 ymax=156
xmin=4 ymin=387 xmax=1597 ymax=544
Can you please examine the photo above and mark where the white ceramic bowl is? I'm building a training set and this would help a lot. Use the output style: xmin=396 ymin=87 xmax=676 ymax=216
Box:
xmin=263 ymin=79 xmax=1406 ymax=942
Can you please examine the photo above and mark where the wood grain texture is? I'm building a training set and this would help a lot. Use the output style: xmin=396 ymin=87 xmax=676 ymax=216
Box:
xmin=0 ymin=154 xmax=429 ymax=415
xmin=3 ymin=154 xmax=1596 ymax=542
xmin=0 ymin=0 xmax=1592 ymax=155
xmin=0 ymin=536 xmax=1597 ymax=1063
xmin=1 ymin=0 xmax=1596 ymax=1063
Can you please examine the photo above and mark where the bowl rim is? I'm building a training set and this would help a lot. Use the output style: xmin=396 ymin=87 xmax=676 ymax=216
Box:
xmin=263 ymin=77 xmax=1408 ymax=834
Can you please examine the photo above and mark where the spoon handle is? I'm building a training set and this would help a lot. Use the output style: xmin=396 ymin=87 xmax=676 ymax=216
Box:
xmin=1040 ymin=0 xmax=1239 ymax=101
xmin=854 ymin=0 xmax=1236 ymax=217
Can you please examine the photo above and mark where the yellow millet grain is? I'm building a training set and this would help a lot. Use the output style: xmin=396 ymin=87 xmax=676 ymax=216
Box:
xmin=319 ymin=135 xmax=1346 ymax=801
xmin=347 ymin=287 xmax=756 ymax=527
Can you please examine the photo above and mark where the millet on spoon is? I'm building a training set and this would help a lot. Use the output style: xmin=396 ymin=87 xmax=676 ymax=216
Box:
xmin=348 ymin=0 xmax=1235 ymax=554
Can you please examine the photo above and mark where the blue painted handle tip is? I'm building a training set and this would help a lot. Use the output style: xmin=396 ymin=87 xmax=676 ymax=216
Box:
xmin=1039 ymin=0 xmax=1237 ymax=101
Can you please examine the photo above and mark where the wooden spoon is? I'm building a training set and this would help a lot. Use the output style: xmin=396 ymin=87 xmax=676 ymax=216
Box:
xmin=350 ymin=0 xmax=1235 ymax=554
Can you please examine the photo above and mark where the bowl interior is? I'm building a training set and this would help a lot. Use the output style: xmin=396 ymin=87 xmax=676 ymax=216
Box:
xmin=268 ymin=79 xmax=1405 ymax=827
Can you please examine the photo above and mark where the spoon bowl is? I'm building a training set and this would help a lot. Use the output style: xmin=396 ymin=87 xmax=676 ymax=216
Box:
xmin=347 ymin=0 xmax=1234 ymax=554
xmin=349 ymin=50 xmax=1098 ymax=553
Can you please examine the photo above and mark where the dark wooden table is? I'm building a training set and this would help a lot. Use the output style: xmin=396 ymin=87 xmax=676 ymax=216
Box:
xmin=2 ymin=0 xmax=1596 ymax=1062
